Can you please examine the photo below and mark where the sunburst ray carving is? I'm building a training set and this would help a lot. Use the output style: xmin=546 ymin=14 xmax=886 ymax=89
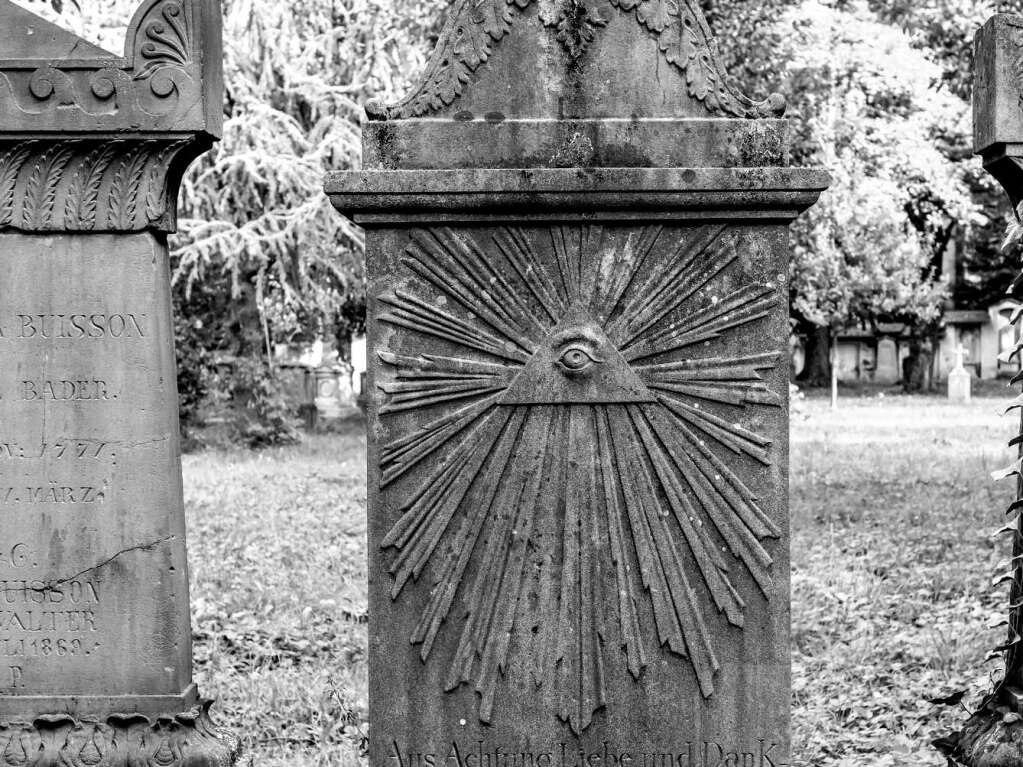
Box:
xmin=375 ymin=224 xmax=782 ymax=735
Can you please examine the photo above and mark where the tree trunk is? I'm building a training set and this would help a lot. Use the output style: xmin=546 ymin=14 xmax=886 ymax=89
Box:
xmin=798 ymin=323 xmax=831 ymax=387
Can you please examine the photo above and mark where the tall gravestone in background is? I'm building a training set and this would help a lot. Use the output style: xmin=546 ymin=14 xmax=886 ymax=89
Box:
xmin=0 ymin=2 xmax=237 ymax=765
xmin=329 ymin=1 xmax=827 ymax=764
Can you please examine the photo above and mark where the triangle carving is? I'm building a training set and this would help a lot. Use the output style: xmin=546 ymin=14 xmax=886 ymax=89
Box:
xmin=499 ymin=305 xmax=656 ymax=405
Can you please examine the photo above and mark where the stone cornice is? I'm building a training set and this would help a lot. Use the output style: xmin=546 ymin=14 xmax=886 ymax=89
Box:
xmin=326 ymin=167 xmax=830 ymax=223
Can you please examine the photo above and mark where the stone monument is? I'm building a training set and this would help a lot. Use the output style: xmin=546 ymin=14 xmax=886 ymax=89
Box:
xmin=0 ymin=2 xmax=237 ymax=765
xmin=328 ymin=2 xmax=827 ymax=765
xmin=948 ymin=344 xmax=972 ymax=404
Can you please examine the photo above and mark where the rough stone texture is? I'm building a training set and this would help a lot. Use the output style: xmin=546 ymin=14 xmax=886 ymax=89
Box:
xmin=0 ymin=2 xmax=236 ymax=765
xmin=327 ymin=1 xmax=827 ymax=765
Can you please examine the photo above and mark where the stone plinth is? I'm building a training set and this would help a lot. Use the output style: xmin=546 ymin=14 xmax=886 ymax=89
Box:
xmin=0 ymin=1 xmax=236 ymax=764
xmin=328 ymin=1 xmax=827 ymax=765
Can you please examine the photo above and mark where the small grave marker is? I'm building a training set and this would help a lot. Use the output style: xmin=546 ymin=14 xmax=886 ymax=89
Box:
xmin=948 ymin=343 xmax=972 ymax=404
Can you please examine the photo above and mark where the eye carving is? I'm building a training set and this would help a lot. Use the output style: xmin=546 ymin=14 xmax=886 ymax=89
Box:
xmin=556 ymin=343 xmax=604 ymax=375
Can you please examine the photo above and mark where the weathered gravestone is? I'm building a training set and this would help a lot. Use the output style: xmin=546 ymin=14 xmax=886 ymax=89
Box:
xmin=948 ymin=345 xmax=972 ymax=404
xmin=0 ymin=2 xmax=238 ymax=765
xmin=328 ymin=2 xmax=827 ymax=766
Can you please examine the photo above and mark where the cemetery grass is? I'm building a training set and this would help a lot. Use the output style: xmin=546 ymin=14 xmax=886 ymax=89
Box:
xmin=184 ymin=395 xmax=1017 ymax=767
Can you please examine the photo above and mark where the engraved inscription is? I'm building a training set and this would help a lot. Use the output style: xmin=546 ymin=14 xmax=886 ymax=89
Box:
xmin=387 ymin=741 xmax=788 ymax=767
xmin=19 ymin=379 xmax=114 ymax=402
xmin=1 ymin=313 xmax=148 ymax=339
xmin=376 ymin=226 xmax=782 ymax=733
xmin=0 ymin=578 xmax=103 ymax=675
xmin=0 ymin=442 xmax=115 ymax=507
xmin=3 ymin=665 xmax=24 ymax=690
xmin=0 ymin=543 xmax=31 ymax=569
xmin=0 ymin=486 xmax=106 ymax=505
xmin=0 ymin=440 xmax=115 ymax=461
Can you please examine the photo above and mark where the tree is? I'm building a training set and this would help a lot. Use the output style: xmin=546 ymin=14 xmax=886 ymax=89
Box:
xmin=770 ymin=0 xmax=979 ymax=387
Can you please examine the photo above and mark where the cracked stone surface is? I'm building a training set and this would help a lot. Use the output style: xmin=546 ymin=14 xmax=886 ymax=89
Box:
xmin=0 ymin=234 xmax=193 ymax=707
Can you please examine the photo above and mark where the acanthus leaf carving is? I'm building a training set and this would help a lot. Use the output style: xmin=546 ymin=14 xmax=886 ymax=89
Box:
xmin=0 ymin=138 xmax=201 ymax=234
xmin=367 ymin=0 xmax=785 ymax=120
xmin=539 ymin=0 xmax=608 ymax=59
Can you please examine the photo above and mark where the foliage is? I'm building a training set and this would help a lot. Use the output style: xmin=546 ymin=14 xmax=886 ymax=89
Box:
xmin=174 ymin=311 xmax=216 ymax=444
xmin=778 ymin=1 xmax=979 ymax=333
xmin=701 ymin=0 xmax=801 ymax=99
xmin=868 ymin=0 xmax=1019 ymax=101
xmin=791 ymin=170 xmax=948 ymax=329
xmin=219 ymin=357 xmax=302 ymax=448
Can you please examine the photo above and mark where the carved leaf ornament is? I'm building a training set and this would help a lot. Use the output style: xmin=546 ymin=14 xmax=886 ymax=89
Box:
xmin=367 ymin=0 xmax=785 ymax=120
xmin=377 ymin=225 xmax=783 ymax=734
xmin=0 ymin=138 xmax=189 ymax=232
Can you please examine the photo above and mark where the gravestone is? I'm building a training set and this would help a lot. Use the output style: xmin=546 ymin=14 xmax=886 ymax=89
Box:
xmin=328 ymin=2 xmax=827 ymax=766
xmin=875 ymin=338 xmax=899 ymax=384
xmin=0 ymin=2 xmax=238 ymax=765
xmin=948 ymin=344 xmax=971 ymax=404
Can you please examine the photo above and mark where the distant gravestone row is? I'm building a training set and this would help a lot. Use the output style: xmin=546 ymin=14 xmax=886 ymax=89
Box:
xmin=0 ymin=1 xmax=831 ymax=766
